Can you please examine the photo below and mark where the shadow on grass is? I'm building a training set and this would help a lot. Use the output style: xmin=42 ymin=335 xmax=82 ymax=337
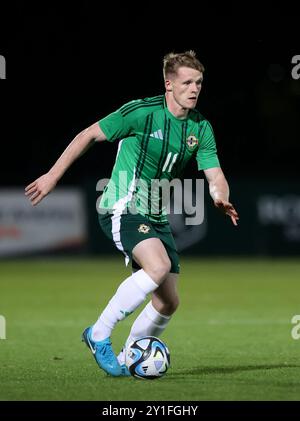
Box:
xmin=168 ymin=364 xmax=300 ymax=377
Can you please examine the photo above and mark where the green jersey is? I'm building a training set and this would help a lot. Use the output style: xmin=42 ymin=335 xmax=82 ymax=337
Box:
xmin=98 ymin=95 xmax=220 ymax=223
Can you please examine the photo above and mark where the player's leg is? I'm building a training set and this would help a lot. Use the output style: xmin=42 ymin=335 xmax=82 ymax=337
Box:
xmin=92 ymin=237 xmax=170 ymax=341
xmin=117 ymin=273 xmax=178 ymax=370
xmin=151 ymin=272 xmax=179 ymax=316
xmin=83 ymin=213 xmax=170 ymax=376
xmin=117 ymin=230 xmax=179 ymax=374
xmin=132 ymin=237 xmax=172 ymax=283
xmin=126 ymin=271 xmax=179 ymax=342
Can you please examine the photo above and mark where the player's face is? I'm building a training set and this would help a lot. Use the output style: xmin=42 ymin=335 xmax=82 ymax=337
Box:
xmin=166 ymin=67 xmax=203 ymax=110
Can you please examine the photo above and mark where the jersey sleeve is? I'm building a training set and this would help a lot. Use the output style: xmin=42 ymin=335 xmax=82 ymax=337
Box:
xmin=196 ymin=120 xmax=220 ymax=170
xmin=98 ymin=100 xmax=143 ymax=142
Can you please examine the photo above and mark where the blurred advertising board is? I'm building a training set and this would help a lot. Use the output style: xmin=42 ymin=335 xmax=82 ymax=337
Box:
xmin=0 ymin=189 xmax=87 ymax=256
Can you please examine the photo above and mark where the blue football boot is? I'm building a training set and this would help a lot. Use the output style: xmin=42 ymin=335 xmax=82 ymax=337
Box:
xmin=82 ymin=327 xmax=122 ymax=377
xmin=117 ymin=346 xmax=131 ymax=377
xmin=120 ymin=363 xmax=131 ymax=377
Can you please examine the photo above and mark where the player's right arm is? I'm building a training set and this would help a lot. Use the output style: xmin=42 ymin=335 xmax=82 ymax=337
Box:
xmin=25 ymin=122 xmax=106 ymax=206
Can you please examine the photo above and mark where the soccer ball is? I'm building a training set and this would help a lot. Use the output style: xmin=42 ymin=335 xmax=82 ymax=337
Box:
xmin=125 ymin=336 xmax=170 ymax=379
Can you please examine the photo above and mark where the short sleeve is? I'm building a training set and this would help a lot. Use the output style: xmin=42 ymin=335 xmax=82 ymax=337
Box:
xmin=196 ymin=120 xmax=220 ymax=170
xmin=98 ymin=100 xmax=143 ymax=142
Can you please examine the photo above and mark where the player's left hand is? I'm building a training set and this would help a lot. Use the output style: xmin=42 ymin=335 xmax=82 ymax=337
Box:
xmin=214 ymin=199 xmax=239 ymax=226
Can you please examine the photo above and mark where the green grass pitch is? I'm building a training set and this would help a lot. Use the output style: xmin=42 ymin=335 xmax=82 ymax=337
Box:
xmin=0 ymin=258 xmax=299 ymax=401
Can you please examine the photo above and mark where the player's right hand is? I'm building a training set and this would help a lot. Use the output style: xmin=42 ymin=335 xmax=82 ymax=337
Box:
xmin=25 ymin=173 xmax=58 ymax=206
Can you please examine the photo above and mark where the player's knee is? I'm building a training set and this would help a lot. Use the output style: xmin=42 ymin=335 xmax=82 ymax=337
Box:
xmin=165 ymin=296 xmax=179 ymax=315
xmin=146 ymin=259 xmax=171 ymax=284
xmin=155 ymin=296 xmax=179 ymax=315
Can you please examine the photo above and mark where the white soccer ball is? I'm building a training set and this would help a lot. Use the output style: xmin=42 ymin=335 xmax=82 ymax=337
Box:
xmin=125 ymin=336 xmax=170 ymax=379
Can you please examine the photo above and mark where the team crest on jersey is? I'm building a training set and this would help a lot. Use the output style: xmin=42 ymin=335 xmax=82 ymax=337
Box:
xmin=186 ymin=135 xmax=199 ymax=150
xmin=138 ymin=224 xmax=150 ymax=234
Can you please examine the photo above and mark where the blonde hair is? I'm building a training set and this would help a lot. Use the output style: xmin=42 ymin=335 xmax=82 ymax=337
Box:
xmin=163 ymin=50 xmax=205 ymax=80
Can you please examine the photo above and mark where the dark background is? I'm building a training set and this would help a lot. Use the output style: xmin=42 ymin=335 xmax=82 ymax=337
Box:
xmin=1 ymin=3 xmax=299 ymax=187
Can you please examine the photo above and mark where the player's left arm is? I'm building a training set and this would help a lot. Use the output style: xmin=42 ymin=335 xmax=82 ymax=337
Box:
xmin=204 ymin=167 xmax=239 ymax=226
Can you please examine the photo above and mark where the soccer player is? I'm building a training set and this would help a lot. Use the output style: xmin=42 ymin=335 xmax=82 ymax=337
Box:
xmin=25 ymin=51 xmax=239 ymax=377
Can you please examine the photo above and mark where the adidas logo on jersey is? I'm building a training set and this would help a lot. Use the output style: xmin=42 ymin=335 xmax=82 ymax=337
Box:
xmin=150 ymin=129 xmax=163 ymax=140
